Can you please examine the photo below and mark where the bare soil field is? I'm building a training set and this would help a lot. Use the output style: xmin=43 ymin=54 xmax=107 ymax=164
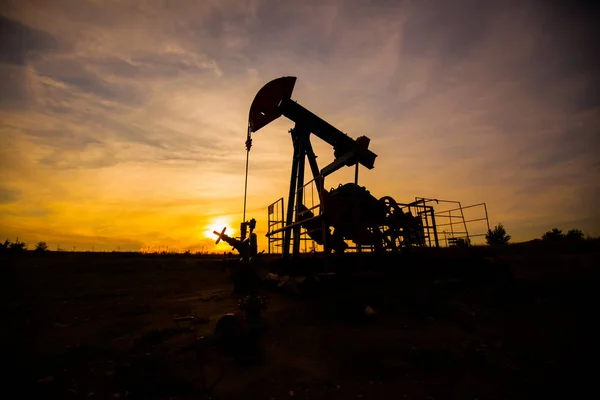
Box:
xmin=2 ymin=243 xmax=598 ymax=399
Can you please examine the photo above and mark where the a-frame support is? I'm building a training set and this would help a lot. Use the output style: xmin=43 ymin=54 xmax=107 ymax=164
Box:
xmin=282 ymin=125 xmax=320 ymax=258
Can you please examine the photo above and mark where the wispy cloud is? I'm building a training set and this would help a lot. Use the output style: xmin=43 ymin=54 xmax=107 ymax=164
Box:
xmin=0 ymin=186 xmax=21 ymax=204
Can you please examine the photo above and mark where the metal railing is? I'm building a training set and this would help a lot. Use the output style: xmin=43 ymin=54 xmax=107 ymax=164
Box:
xmin=396 ymin=200 xmax=439 ymax=247
xmin=266 ymin=198 xmax=284 ymax=254
xmin=415 ymin=198 xmax=490 ymax=246
xmin=266 ymin=178 xmax=325 ymax=254
xmin=267 ymin=191 xmax=490 ymax=252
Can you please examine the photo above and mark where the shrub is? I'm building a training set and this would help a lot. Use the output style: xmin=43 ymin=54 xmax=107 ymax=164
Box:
xmin=542 ymin=228 xmax=564 ymax=241
xmin=9 ymin=238 xmax=27 ymax=252
xmin=566 ymin=229 xmax=584 ymax=241
xmin=486 ymin=223 xmax=511 ymax=246
xmin=0 ymin=239 xmax=10 ymax=251
xmin=35 ymin=241 xmax=49 ymax=252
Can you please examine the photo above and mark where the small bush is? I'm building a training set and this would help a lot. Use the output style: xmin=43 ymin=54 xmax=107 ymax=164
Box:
xmin=35 ymin=241 xmax=49 ymax=252
xmin=542 ymin=228 xmax=586 ymax=242
xmin=1 ymin=238 xmax=27 ymax=252
xmin=0 ymin=239 xmax=10 ymax=251
xmin=566 ymin=229 xmax=584 ymax=241
xmin=486 ymin=223 xmax=511 ymax=246
xmin=542 ymin=228 xmax=564 ymax=241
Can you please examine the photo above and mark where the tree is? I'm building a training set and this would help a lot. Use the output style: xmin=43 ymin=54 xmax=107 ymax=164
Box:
xmin=542 ymin=228 xmax=564 ymax=241
xmin=0 ymin=239 xmax=10 ymax=251
xmin=566 ymin=229 xmax=584 ymax=241
xmin=8 ymin=238 xmax=26 ymax=252
xmin=35 ymin=241 xmax=49 ymax=252
xmin=486 ymin=223 xmax=511 ymax=246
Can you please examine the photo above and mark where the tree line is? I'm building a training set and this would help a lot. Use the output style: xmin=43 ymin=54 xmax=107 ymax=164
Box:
xmin=485 ymin=224 xmax=588 ymax=246
xmin=0 ymin=239 xmax=48 ymax=252
xmin=0 ymin=226 xmax=594 ymax=253
xmin=0 ymin=239 xmax=214 ymax=254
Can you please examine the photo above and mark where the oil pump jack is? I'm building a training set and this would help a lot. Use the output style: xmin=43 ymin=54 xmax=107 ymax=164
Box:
xmin=214 ymin=76 xmax=428 ymax=258
xmin=240 ymin=76 xmax=427 ymax=258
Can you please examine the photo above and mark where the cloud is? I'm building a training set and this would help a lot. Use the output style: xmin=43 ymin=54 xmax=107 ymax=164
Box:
xmin=0 ymin=15 xmax=59 ymax=65
xmin=0 ymin=15 xmax=61 ymax=107
xmin=34 ymin=57 xmax=145 ymax=105
xmin=0 ymin=186 xmax=21 ymax=204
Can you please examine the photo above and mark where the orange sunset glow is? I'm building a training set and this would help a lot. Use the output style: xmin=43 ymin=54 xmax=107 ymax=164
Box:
xmin=0 ymin=0 xmax=598 ymax=253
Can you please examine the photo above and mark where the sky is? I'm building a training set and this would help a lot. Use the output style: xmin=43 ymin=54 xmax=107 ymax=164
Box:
xmin=0 ymin=0 xmax=598 ymax=252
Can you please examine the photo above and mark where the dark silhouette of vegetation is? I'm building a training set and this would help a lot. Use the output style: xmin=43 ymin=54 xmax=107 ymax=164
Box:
xmin=486 ymin=223 xmax=511 ymax=246
xmin=566 ymin=229 xmax=584 ymax=241
xmin=0 ymin=238 xmax=27 ymax=252
xmin=542 ymin=228 xmax=586 ymax=242
xmin=35 ymin=241 xmax=49 ymax=252
xmin=542 ymin=228 xmax=564 ymax=241
xmin=0 ymin=236 xmax=227 ymax=256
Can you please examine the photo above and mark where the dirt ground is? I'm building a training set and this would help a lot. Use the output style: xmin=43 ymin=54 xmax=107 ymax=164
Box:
xmin=2 ymin=243 xmax=598 ymax=399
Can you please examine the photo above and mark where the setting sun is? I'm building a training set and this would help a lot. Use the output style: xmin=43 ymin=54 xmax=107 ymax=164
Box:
xmin=204 ymin=217 xmax=235 ymax=241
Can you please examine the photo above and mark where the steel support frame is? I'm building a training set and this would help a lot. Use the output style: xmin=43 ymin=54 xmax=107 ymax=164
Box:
xmin=282 ymin=125 xmax=321 ymax=258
